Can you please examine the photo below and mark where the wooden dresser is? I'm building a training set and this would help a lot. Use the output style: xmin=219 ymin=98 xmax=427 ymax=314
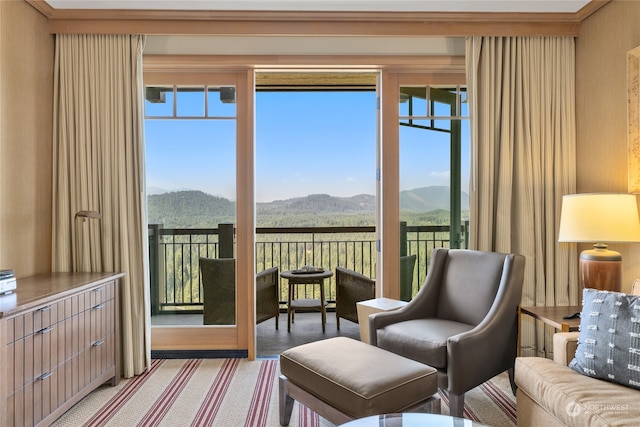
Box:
xmin=0 ymin=272 xmax=124 ymax=427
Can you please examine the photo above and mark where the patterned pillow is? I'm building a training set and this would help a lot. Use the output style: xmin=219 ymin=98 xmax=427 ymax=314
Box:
xmin=569 ymin=288 xmax=640 ymax=390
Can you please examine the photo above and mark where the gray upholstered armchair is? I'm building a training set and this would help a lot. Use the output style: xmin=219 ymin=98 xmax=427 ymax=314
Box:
xmin=369 ymin=248 xmax=525 ymax=418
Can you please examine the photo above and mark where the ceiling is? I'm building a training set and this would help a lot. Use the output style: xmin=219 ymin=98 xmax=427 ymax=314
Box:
xmin=44 ymin=0 xmax=592 ymax=13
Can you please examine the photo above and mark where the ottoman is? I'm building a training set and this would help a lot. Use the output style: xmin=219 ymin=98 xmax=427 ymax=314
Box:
xmin=279 ymin=337 xmax=439 ymax=426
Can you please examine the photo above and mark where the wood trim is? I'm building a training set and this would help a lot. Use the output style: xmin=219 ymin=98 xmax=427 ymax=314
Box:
xmin=24 ymin=0 xmax=54 ymax=18
xmin=27 ymin=8 xmax=593 ymax=23
xmin=236 ymin=70 xmax=255 ymax=359
xmin=47 ymin=17 xmax=582 ymax=36
xmin=143 ymin=55 xmax=466 ymax=74
xmin=380 ymin=70 xmax=400 ymax=299
xmin=575 ymin=0 xmax=610 ymax=22
xmin=628 ymin=46 xmax=640 ymax=193
xmin=151 ymin=327 xmax=240 ymax=350
xmin=143 ymin=71 xmax=240 ymax=85
xmin=26 ymin=1 xmax=610 ymax=36
xmin=25 ymin=0 xmax=610 ymax=36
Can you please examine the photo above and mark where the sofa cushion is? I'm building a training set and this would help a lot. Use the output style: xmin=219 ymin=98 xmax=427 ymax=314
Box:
xmin=516 ymin=357 xmax=640 ymax=426
xmin=569 ymin=288 xmax=640 ymax=390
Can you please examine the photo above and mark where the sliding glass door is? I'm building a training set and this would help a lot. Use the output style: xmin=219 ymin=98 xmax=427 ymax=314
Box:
xmin=141 ymin=64 xmax=466 ymax=358
xmin=144 ymin=70 xmax=255 ymax=355
xmin=379 ymin=72 xmax=468 ymax=300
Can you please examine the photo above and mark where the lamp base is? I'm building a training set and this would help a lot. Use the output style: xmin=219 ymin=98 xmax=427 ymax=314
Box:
xmin=580 ymin=246 xmax=622 ymax=292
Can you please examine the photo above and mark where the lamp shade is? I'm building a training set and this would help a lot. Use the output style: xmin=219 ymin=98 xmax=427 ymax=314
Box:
xmin=558 ymin=193 xmax=640 ymax=243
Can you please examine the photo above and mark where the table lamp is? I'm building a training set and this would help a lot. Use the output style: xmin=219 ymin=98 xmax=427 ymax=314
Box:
xmin=558 ymin=193 xmax=640 ymax=292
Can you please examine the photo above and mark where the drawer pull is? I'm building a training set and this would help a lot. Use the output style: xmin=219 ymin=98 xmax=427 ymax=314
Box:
xmin=37 ymin=326 xmax=53 ymax=335
xmin=92 ymin=339 xmax=105 ymax=347
xmin=37 ymin=372 xmax=53 ymax=381
xmin=92 ymin=303 xmax=104 ymax=310
xmin=38 ymin=305 xmax=52 ymax=312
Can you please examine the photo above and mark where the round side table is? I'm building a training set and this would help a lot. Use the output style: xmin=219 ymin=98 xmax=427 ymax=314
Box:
xmin=280 ymin=269 xmax=333 ymax=333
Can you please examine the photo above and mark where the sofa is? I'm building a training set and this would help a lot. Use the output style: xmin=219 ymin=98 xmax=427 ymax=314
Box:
xmin=516 ymin=332 xmax=640 ymax=426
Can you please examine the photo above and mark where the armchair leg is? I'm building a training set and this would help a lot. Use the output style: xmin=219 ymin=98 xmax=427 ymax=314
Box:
xmin=448 ymin=392 xmax=465 ymax=418
xmin=336 ymin=315 xmax=340 ymax=330
xmin=279 ymin=375 xmax=294 ymax=426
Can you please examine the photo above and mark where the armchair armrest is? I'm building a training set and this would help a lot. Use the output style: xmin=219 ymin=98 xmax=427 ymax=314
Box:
xmin=553 ymin=332 xmax=579 ymax=366
xmin=368 ymin=307 xmax=411 ymax=345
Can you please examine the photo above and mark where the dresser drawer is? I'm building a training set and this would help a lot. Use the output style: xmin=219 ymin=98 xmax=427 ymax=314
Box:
xmin=88 ymin=281 xmax=115 ymax=308
xmin=8 ymin=300 xmax=65 ymax=342
xmin=90 ymin=298 xmax=115 ymax=379
xmin=6 ymin=321 xmax=62 ymax=394
xmin=6 ymin=363 xmax=61 ymax=427
xmin=31 ymin=303 xmax=62 ymax=336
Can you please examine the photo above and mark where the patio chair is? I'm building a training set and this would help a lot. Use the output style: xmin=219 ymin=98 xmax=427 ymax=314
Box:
xmin=335 ymin=255 xmax=416 ymax=329
xmin=256 ymin=266 xmax=280 ymax=329
xmin=335 ymin=267 xmax=375 ymax=330
xmin=369 ymin=248 xmax=525 ymax=418
xmin=200 ymin=257 xmax=236 ymax=325
xmin=399 ymin=254 xmax=417 ymax=301
xmin=200 ymin=257 xmax=280 ymax=328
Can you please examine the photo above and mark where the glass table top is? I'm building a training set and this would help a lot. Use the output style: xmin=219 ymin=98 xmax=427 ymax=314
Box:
xmin=339 ymin=413 xmax=489 ymax=427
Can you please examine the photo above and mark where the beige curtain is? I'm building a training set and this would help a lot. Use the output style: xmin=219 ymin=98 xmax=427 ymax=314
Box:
xmin=52 ymin=34 xmax=149 ymax=377
xmin=465 ymin=36 xmax=578 ymax=357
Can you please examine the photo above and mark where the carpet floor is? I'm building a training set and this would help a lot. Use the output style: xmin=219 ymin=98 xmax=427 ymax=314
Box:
xmin=51 ymin=358 xmax=517 ymax=427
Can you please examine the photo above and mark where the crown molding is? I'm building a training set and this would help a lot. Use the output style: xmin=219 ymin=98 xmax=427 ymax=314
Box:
xmin=143 ymin=54 xmax=466 ymax=73
xmin=26 ymin=0 xmax=55 ymax=17
xmin=25 ymin=0 xmax=610 ymax=36
xmin=575 ymin=0 xmax=609 ymax=21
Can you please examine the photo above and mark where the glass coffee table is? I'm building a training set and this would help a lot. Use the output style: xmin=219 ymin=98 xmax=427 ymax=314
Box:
xmin=340 ymin=413 xmax=489 ymax=427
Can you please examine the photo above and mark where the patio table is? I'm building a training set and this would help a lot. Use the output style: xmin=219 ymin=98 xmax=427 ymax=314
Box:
xmin=281 ymin=268 xmax=333 ymax=333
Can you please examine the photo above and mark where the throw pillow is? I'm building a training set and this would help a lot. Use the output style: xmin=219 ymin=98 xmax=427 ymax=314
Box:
xmin=569 ymin=288 xmax=640 ymax=390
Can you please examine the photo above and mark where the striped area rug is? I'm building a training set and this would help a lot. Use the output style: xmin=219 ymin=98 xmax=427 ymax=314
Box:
xmin=52 ymin=358 xmax=516 ymax=427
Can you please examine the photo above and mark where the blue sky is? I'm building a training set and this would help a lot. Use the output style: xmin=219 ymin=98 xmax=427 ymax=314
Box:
xmin=144 ymin=90 xmax=469 ymax=202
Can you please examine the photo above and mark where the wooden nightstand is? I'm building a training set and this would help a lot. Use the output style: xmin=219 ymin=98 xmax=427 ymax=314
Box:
xmin=518 ymin=305 xmax=581 ymax=356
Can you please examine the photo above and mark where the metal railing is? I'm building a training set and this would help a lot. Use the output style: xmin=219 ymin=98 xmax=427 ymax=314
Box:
xmin=148 ymin=222 xmax=469 ymax=315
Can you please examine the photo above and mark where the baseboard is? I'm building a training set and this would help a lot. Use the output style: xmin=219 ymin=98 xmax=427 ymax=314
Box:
xmin=152 ymin=349 xmax=249 ymax=359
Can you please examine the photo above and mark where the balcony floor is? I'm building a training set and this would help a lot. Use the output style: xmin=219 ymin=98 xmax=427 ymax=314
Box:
xmin=150 ymin=311 xmax=361 ymax=357
xmin=257 ymin=311 xmax=361 ymax=357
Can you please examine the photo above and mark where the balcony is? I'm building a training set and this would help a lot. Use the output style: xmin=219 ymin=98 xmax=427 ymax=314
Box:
xmin=148 ymin=222 xmax=469 ymax=318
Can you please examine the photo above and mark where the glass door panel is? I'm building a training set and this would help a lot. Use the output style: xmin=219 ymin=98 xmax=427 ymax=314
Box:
xmin=145 ymin=81 xmax=239 ymax=330
xmin=398 ymin=85 xmax=469 ymax=300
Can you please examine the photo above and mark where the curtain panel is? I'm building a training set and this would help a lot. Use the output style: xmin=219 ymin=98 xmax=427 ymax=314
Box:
xmin=52 ymin=34 xmax=149 ymax=376
xmin=465 ymin=36 xmax=578 ymax=357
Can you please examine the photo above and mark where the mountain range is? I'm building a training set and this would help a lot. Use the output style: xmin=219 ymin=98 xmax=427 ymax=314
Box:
xmin=147 ymin=186 xmax=469 ymax=228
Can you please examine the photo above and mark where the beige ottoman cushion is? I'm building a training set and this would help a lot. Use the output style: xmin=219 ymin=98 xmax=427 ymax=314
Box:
xmin=280 ymin=336 xmax=437 ymax=418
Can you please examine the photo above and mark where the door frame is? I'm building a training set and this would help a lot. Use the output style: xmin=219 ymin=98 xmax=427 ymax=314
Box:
xmin=144 ymin=69 xmax=256 ymax=357
xmin=144 ymin=56 xmax=465 ymax=360
xmin=379 ymin=72 xmax=466 ymax=298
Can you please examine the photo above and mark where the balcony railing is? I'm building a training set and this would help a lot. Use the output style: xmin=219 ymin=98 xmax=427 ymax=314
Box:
xmin=148 ymin=222 xmax=469 ymax=315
